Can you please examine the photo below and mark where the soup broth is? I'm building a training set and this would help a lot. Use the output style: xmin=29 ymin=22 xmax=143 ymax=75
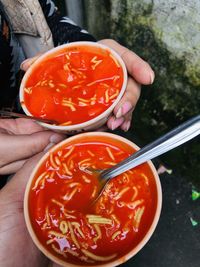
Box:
xmin=23 ymin=45 xmax=124 ymax=125
xmin=28 ymin=136 xmax=158 ymax=265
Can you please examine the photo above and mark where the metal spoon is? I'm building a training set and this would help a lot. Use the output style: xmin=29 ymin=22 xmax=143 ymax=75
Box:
xmin=91 ymin=115 xmax=200 ymax=201
xmin=0 ymin=110 xmax=58 ymax=125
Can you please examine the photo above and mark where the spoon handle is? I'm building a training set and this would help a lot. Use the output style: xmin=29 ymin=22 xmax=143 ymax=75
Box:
xmin=101 ymin=115 xmax=200 ymax=180
xmin=0 ymin=110 xmax=57 ymax=125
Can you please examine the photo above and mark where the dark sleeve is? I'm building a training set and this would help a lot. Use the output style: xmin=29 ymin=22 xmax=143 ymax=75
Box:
xmin=0 ymin=3 xmax=20 ymax=110
xmin=39 ymin=0 xmax=96 ymax=46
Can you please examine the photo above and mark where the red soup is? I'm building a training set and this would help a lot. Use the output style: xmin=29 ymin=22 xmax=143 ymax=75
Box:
xmin=27 ymin=135 xmax=158 ymax=266
xmin=23 ymin=44 xmax=124 ymax=125
xmin=28 ymin=135 xmax=158 ymax=266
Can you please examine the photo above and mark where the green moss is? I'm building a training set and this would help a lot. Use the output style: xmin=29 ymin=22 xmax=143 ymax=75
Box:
xmin=126 ymin=0 xmax=153 ymax=16
xmin=185 ymin=65 xmax=200 ymax=86
xmin=83 ymin=0 xmax=200 ymax=185
xmin=110 ymin=10 xmax=200 ymax=184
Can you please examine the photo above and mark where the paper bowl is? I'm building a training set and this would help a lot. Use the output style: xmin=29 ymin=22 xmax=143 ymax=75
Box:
xmin=19 ymin=42 xmax=127 ymax=134
xmin=24 ymin=132 xmax=162 ymax=267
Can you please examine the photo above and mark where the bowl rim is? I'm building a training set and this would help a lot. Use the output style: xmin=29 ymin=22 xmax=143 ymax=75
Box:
xmin=19 ymin=41 xmax=128 ymax=131
xmin=24 ymin=132 xmax=162 ymax=267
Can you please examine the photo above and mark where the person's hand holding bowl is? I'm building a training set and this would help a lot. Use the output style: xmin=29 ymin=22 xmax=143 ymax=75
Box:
xmin=20 ymin=39 xmax=154 ymax=132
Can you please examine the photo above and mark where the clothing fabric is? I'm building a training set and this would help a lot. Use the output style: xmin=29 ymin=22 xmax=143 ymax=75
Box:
xmin=0 ymin=0 xmax=96 ymax=110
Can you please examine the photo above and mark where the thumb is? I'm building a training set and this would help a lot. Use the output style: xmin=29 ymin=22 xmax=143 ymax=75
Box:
xmin=0 ymin=152 xmax=45 ymax=203
xmin=20 ymin=54 xmax=42 ymax=72
xmin=0 ymin=131 xmax=65 ymax=167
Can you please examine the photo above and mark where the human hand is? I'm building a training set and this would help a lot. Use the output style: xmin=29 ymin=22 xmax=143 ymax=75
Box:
xmin=21 ymin=40 xmax=154 ymax=132
xmin=0 ymin=152 xmax=66 ymax=267
xmin=0 ymin=152 xmax=50 ymax=267
xmin=0 ymin=118 xmax=65 ymax=175
xmin=98 ymin=39 xmax=155 ymax=131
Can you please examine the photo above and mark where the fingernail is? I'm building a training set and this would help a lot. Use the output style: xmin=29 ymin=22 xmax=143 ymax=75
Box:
xmin=150 ymin=71 xmax=155 ymax=84
xmin=20 ymin=56 xmax=39 ymax=71
xmin=123 ymin=121 xmax=131 ymax=132
xmin=116 ymin=102 xmax=132 ymax=118
xmin=44 ymin=134 xmax=65 ymax=152
xmin=111 ymin=117 xmax=124 ymax=130
xmin=116 ymin=107 xmax=122 ymax=118
xmin=50 ymin=134 xmax=65 ymax=143
xmin=20 ymin=59 xmax=30 ymax=70
xmin=43 ymin=142 xmax=55 ymax=152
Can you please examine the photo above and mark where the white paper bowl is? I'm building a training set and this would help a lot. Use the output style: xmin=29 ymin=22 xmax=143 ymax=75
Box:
xmin=24 ymin=132 xmax=162 ymax=267
xmin=19 ymin=42 xmax=127 ymax=134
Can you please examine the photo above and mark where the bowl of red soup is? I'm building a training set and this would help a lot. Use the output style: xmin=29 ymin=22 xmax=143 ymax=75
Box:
xmin=24 ymin=132 xmax=162 ymax=267
xmin=19 ymin=42 xmax=127 ymax=133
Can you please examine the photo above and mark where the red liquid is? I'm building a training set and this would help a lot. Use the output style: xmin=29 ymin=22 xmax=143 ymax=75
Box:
xmin=28 ymin=137 xmax=158 ymax=265
xmin=24 ymin=45 xmax=124 ymax=125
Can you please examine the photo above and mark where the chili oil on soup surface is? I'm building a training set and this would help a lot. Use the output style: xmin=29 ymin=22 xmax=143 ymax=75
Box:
xmin=28 ymin=135 xmax=158 ymax=265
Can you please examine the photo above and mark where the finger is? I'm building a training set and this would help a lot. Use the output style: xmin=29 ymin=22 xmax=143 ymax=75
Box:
xmin=98 ymin=39 xmax=155 ymax=85
xmin=113 ymin=77 xmax=141 ymax=119
xmin=0 ymin=153 xmax=44 ymax=206
xmin=0 ymin=118 xmax=46 ymax=135
xmin=0 ymin=131 xmax=65 ymax=167
xmin=0 ymin=159 xmax=26 ymax=175
xmin=0 ymin=133 xmax=58 ymax=176
xmin=20 ymin=54 xmax=42 ymax=71
xmin=107 ymin=116 xmax=125 ymax=131
xmin=120 ymin=110 xmax=133 ymax=132
xmin=121 ymin=120 xmax=131 ymax=132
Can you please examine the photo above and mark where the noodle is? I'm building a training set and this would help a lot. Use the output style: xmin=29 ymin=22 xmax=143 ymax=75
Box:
xmin=131 ymin=187 xmax=138 ymax=201
xmin=133 ymin=206 xmax=145 ymax=230
xmin=46 ymin=239 xmax=54 ymax=245
xmin=141 ymin=173 xmax=149 ymax=185
xmin=52 ymin=244 xmax=67 ymax=257
xmin=45 ymin=207 xmax=50 ymax=226
xmin=82 ymin=175 xmax=91 ymax=183
xmin=60 ymin=121 xmax=72 ymax=126
xmin=59 ymin=221 xmax=68 ymax=234
xmin=68 ymin=222 xmax=80 ymax=249
xmin=91 ymin=56 xmax=103 ymax=70
xmin=63 ymin=187 xmax=79 ymax=201
xmin=114 ymin=187 xmax=130 ymax=200
xmin=71 ymin=222 xmax=85 ymax=238
xmin=55 ymin=156 xmax=61 ymax=166
xmin=81 ymin=249 xmax=117 ymax=261
xmin=109 ymin=89 xmax=120 ymax=100
xmin=105 ymin=89 xmax=110 ymax=103
xmin=112 ymin=231 xmax=121 ymax=240
xmin=127 ymin=199 xmax=144 ymax=210
xmin=32 ymin=171 xmax=47 ymax=190
xmin=86 ymin=215 xmax=112 ymax=224
xmin=51 ymin=199 xmax=64 ymax=208
xmin=91 ymin=186 xmax=97 ymax=198
xmin=50 ymin=153 xmax=59 ymax=169
xmin=62 ymin=163 xmax=73 ymax=176
xmin=106 ymin=147 xmax=115 ymax=161
xmin=87 ymin=150 xmax=95 ymax=157
xmin=49 ymin=231 xmax=67 ymax=238
xmin=111 ymin=214 xmax=120 ymax=226
xmin=63 ymin=147 xmax=75 ymax=158
xmin=109 ymin=54 xmax=120 ymax=68
xmin=93 ymin=224 xmax=102 ymax=242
